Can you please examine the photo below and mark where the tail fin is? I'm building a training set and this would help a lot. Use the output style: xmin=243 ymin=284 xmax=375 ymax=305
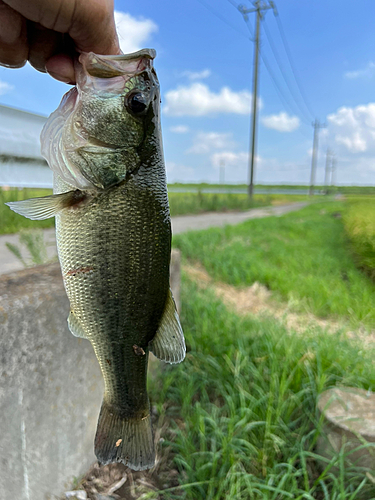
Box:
xmin=94 ymin=401 xmax=155 ymax=471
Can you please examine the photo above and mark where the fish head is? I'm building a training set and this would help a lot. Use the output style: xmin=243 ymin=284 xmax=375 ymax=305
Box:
xmin=41 ymin=49 xmax=160 ymax=190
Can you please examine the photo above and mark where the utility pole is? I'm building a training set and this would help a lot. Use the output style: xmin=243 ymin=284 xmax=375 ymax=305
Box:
xmin=331 ymin=155 xmax=337 ymax=187
xmin=220 ymin=159 xmax=225 ymax=184
xmin=238 ymin=1 xmax=274 ymax=200
xmin=309 ymin=119 xmax=325 ymax=196
xmin=324 ymin=147 xmax=332 ymax=193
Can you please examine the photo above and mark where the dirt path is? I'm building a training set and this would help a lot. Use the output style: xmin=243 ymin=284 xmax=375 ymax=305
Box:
xmin=183 ymin=261 xmax=375 ymax=343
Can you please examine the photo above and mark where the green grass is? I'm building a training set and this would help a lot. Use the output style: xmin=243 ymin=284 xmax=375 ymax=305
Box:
xmin=168 ymin=193 xmax=307 ymax=217
xmin=149 ymin=278 xmax=375 ymax=499
xmin=343 ymin=198 xmax=375 ymax=278
xmin=0 ymin=187 xmax=54 ymax=234
xmin=173 ymin=202 xmax=375 ymax=328
xmin=169 ymin=183 xmax=375 ymax=195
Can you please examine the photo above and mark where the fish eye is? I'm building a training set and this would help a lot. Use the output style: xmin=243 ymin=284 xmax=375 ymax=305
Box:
xmin=126 ymin=91 xmax=148 ymax=115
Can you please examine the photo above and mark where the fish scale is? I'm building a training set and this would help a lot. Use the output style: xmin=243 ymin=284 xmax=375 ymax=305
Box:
xmin=6 ymin=49 xmax=186 ymax=470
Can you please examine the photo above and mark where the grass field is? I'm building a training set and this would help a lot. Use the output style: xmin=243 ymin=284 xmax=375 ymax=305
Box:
xmin=173 ymin=201 xmax=375 ymax=329
xmin=169 ymin=183 xmax=375 ymax=195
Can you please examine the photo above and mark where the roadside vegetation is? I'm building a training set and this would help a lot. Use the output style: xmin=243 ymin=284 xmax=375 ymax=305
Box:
xmin=173 ymin=201 xmax=375 ymax=329
xmin=143 ymin=200 xmax=375 ymax=499
xmin=343 ymin=198 xmax=375 ymax=279
xmin=148 ymin=278 xmax=375 ymax=499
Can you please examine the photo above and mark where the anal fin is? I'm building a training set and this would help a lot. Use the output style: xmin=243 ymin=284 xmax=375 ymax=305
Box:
xmin=68 ymin=311 xmax=88 ymax=339
xmin=149 ymin=289 xmax=186 ymax=364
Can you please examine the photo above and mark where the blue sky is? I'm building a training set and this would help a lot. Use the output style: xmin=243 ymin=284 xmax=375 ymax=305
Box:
xmin=1 ymin=0 xmax=375 ymax=185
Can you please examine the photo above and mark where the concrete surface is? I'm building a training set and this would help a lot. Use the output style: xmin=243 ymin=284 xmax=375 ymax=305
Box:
xmin=0 ymin=203 xmax=307 ymax=276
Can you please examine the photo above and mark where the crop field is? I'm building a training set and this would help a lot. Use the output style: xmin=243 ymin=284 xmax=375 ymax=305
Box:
xmin=143 ymin=200 xmax=375 ymax=499
xmin=169 ymin=182 xmax=375 ymax=195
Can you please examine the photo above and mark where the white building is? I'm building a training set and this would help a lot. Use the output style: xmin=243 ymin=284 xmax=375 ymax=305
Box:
xmin=0 ymin=104 xmax=52 ymax=188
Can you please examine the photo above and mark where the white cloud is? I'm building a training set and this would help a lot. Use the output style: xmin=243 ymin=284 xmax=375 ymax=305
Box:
xmin=163 ymin=82 xmax=254 ymax=116
xmin=327 ymin=103 xmax=375 ymax=153
xmin=181 ymin=69 xmax=211 ymax=80
xmin=261 ymin=112 xmax=300 ymax=132
xmin=0 ymin=81 xmax=14 ymax=95
xmin=344 ymin=62 xmax=375 ymax=79
xmin=188 ymin=132 xmax=236 ymax=154
xmin=166 ymin=161 xmax=195 ymax=182
xmin=114 ymin=11 xmax=158 ymax=54
xmin=211 ymin=151 xmax=248 ymax=168
xmin=170 ymin=125 xmax=190 ymax=134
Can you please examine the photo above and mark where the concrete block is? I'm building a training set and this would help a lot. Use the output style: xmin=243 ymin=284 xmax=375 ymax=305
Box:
xmin=0 ymin=250 xmax=181 ymax=500
xmin=317 ymin=387 xmax=375 ymax=471
xmin=0 ymin=263 xmax=104 ymax=500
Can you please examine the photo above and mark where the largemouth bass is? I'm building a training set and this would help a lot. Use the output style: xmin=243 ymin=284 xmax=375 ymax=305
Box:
xmin=6 ymin=49 xmax=185 ymax=471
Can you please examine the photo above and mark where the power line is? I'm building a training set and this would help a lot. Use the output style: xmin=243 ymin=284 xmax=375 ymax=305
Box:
xmin=242 ymin=16 xmax=312 ymax=135
xmin=226 ymin=0 xmax=241 ymax=8
xmin=274 ymin=11 xmax=315 ymax=120
xmin=197 ymin=0 xmax=313 ymax=137
xmin=195 ymin=0 xmax=250 ymax=40
xmin=195 ymin=0 xmax=313 ymax=144
xmin=262 ymin=18 xmax=312 ymax=124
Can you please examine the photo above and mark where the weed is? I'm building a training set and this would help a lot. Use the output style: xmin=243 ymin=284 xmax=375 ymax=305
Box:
xmin=149 ymin=278 xmax=375 ymax=499
xmin=6 ymin=229 xmax=55 ymax=267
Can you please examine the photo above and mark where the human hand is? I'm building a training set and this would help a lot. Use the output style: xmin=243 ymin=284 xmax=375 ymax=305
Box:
xmin=0 ymin=0 xmax=120 ymax=83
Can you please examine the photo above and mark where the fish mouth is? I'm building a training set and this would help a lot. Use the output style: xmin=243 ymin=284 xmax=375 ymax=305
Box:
xmin=80 ymin=49 xmax=156 ymax=79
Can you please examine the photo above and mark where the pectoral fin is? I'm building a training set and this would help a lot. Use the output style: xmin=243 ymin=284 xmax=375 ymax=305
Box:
xmin=149 ymin=289 xmax=186 ymax=364
xmin=5 ymin=190 xmax=86 ymax=220
xmin=68 ymin=311 xmax=88 ymax=339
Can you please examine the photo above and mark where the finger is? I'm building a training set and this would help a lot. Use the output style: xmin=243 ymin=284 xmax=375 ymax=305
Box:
xmin=27 ymin=22 xmax=64 ymax=73
xmin=68 ymin=0 xmax=120 ymax=56
xmin=0 ymin=0 xmax=28 ymax=68
xmin=45 ymin=52 xmax=75 ymax=84
xmin=3 ymin=0 xmax=120 ymax=57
